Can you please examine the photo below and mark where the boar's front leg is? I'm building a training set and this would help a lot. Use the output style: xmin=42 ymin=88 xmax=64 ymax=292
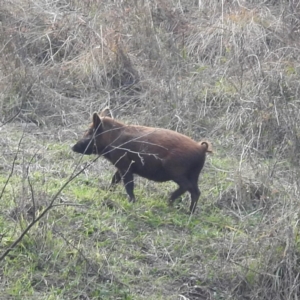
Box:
xmin=119 ymin=169 xmax=136 ymax=203
xmin=109 ymin=170 xmax=122 ymax=190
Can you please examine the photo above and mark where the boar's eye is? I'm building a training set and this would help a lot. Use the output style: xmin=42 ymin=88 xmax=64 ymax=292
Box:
xmin=83 ymin=128 xmax=94 ymax=137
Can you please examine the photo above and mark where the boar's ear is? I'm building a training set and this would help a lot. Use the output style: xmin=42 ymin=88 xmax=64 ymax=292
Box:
xmin=92 ymin=112 xmax=101 ymax=129
xmin=100 ymin=107 xmax=113 ymax=118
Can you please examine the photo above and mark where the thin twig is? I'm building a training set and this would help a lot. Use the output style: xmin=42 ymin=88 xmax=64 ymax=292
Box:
xmin=0 ymin=132 xmax=24 ymax=201
xmin=0 ymin=155 xmax=100 ymax=262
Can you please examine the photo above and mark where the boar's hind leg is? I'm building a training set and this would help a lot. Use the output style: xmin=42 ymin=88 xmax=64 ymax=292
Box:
xmin=120 ymin=170 xmax=136 ymax=203
xmin=168 ymin=177 xmax=190 ymax=207
xmin=189 ymin=184 xmax=200 ymax=213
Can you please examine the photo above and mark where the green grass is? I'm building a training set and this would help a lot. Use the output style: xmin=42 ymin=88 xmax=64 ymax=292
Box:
xmin=0 ymin=125 xmax=297 ymax=299
xmin=0 ymin=149 xmax=235 ymax=299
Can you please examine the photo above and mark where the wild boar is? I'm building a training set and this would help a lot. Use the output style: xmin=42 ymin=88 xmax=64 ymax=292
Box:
xmin=72 ymin=108 xmax=212 ymax=212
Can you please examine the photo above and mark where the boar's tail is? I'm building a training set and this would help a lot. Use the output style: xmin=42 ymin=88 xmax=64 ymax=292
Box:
xmin=198 ymin=141 xmax=213 ymax=153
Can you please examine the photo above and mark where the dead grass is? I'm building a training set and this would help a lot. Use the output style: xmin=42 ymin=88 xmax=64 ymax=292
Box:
xmin=1 ymin=0 xmax=300 ymax=299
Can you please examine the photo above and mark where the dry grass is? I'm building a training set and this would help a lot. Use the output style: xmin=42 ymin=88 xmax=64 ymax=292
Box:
xmin=1 ymin=0 xmax=300 ymax=299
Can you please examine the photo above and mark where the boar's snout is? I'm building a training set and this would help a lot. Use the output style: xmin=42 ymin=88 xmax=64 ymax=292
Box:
xmin=72 ymin=139 xmax=94 ymax=155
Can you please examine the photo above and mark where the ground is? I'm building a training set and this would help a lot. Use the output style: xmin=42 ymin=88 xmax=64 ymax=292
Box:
xmin=1 ymin=0 xmax=300 ymax=299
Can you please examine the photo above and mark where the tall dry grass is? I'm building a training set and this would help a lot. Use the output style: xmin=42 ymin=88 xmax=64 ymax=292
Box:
xmin=1 ymin=0 xmax=300 ymax=298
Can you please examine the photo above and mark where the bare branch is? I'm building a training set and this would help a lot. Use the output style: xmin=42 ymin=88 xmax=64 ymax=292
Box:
xmin=0 ymin=132 xmax=24 ymax=201
xmin=0 ymin=155 xmax=100 ymax=262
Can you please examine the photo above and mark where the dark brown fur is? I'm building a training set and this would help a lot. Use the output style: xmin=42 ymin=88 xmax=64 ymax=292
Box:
xmin=72 ymin=108 xmax=212 ymax=213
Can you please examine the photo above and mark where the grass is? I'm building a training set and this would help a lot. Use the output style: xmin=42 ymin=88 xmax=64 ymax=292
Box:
xmin=1 ymin=0 xmax=300 ymax=298
xmin=1 ymin=124 xmax=297 ymax=299
xmin=0 ymin=126 xmax=238 ymax=299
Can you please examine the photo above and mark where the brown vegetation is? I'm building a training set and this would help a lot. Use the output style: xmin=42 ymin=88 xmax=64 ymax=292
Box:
xmin=1 ymin=0 xmax=300 ymax=299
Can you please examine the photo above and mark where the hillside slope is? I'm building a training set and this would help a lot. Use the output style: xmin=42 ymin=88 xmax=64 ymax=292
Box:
xmin=1 ymin=1 xmax=300 ymax=299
